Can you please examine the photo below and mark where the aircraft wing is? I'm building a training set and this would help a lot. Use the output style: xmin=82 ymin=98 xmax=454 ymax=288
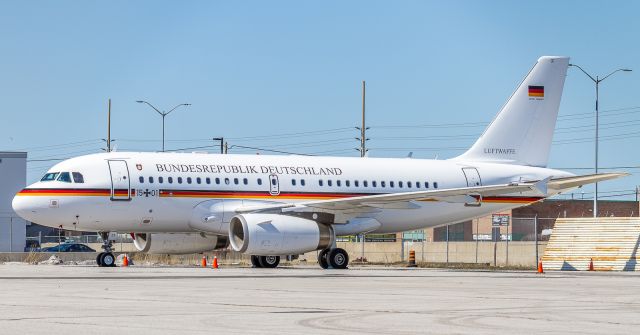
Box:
xmin=547 ymin=172 xmax=629 ymax=192
xmin=235 ymin=173 xmax=629 ymax=214
xmin=236 ymin=182 xmax=543 ymax=213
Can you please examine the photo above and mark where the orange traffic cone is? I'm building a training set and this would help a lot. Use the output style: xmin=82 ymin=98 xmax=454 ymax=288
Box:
xmin=537 ymin=259 xmax=544 ymax=274
xmin=588 ymin=258 xmax=594 ymax=271
xmin=201 ymin=255 xmax=207 ymax=268
xmin=212 ymin=256 xmax=219 ymax=269
xmin=122 ymin=254 xmax=129 ymax=267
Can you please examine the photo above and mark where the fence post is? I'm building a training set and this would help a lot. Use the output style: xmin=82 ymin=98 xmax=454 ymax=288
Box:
xmin=475 ymin=219 xmax=478 ymax=263
xmin=361 ymin=233 xmax=365 ymax=261
xmin=506 ymin=220 xmax=509 ymax=266
xmin=534 ymin=215 xmax=539 ymax=266
xmin=10 ymin=217 xmax=13 ymax=252
xmin=446 ymin=225 xmax=449 ymax=264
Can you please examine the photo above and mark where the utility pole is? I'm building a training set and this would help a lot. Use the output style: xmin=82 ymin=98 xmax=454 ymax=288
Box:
xmin=355 ymin=81 xmax=369 ymax=157
xmin=213 ymin=137 xmax=224 ymax=154
xmin=107 ymin=99 xmax=111 ymax=152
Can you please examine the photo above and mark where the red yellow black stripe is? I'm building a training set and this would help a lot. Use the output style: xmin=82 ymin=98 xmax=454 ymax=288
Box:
xmin=16 ymin=188 xmax=129 ymax=197
xmin=16 ymin=188 xmax=544 ymax=204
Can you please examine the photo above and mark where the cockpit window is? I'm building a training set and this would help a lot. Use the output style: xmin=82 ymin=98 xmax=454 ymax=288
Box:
xmin=72 ymin=172 xmax=84 ymax=183
xmin=57 ymin=172 xmax=72 ymax=183
xmin=41 ymin=172 xmax=59 ymax=182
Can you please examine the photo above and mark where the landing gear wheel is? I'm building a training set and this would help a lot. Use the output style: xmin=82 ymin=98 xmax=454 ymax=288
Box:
xmin=318 ymin=249 xmax=330 ymax=269
xmin=96 ymin=252 xmax=104 ymax=266
xmin=258 ymin=255 xmax=280 ymax=268
xmin=251 ymin=255 xmax=262 ymax=268
xmin=328 ymin=248 xmax=349 ymax=269
xmin=100 ymin=252 xmax=116 ymax=267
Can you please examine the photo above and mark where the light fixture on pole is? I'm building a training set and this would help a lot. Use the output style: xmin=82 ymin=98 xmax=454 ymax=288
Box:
xmin=568 ymin=64 xmax=631 ymax=218
xmin=136 ymin=101 xmax=191 ymax=152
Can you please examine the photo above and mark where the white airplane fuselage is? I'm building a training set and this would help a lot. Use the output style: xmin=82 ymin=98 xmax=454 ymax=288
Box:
xmin=12 ymin=151 xmax=572 ymax=234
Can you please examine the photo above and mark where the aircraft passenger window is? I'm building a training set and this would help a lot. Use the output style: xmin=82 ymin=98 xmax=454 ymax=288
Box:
xmin=319 ymin=180 xmax=323 ymax=186
xmin=257 ymin=178 xmax=262 ymax=185
xmin=168 ymin=177 xmax=173 ymax=184
xmin=337 ymin=180 xmax=341 ymax=187
xmin=187 ymin=177 xmax=192 ymax=184
xmin=139 ymin=176 xmax=144 ymax=183
xmin=149 ymin=176 xmax=154 ymax=184
xmin=372 ymin=181 xmax=377 ymax=187
xmin=224 ymin=178 xmax=230 ymax=185
xmin=178 ymin=177 xmax=183 ymax=184
xmin=301 ymin=179 xmax=305 ymax=186
xmin=328 ymin=180 xmax=332 ymax=187
xmin=390 ymin=181 xmax=395 ymax=188
xmin=416 ymin=182 xmax=421 ymax=188
xmin=292 ymin=179 xmax=296 ymax=186
xmin=159 ymin=177 xmax=164 ymax=184
xmin=407 ymin=181 xmax=412 ymax=188
xmin=72 ymin=172 xmax=84 ymax=183
xmin=354 ymin=180 xmax=359 ymax=187
xmin=363 ymin=180 xmax=368 ymax=187
xmin=206 ymin=177 xmax=211 ymax=184
xmin=425 ymin=182 xmax=429 ymax=188
xmin=398 ymin=181 xmax=403 ymax=188
xmin=346 ymin=180 xmax=350 ymax=187
xmin=234 ymin=178 xmax=239 ymax=185
xmin=215 ymin=178 xmax=220 ymax=185
xmin=434 ymin=182 xmax=439 ymax=189
xmin=271 ymin=178 xmax=277 ymax=186
xmin=243 ymin=178 xmax=248 ymax=185
xmin=381 ymin=181 xmax=386 ymax=188
xmin=196 ymin=177 xmax=201 ymax=184
xmin=57 ymin=172 xmax=72 ymax=183
xmin=41 ymin=172 xmax=59 ymax=182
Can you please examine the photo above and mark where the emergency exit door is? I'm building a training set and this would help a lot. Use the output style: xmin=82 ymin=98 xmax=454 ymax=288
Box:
xmin=108 ymin=160 xmax=131 ymax=201
xmin=462 ymin=167 xmax=482 ymax=187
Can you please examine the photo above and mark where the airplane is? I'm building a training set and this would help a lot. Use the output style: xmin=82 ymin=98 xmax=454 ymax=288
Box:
xmin=12 ymin=56 xmax=626 ymax=268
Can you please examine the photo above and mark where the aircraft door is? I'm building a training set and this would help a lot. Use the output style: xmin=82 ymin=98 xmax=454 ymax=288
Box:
xmin=269 ymin=174 xmax=280 ymax=196
xmin=108 ymin=160 xmax=131 ymax=201
xmin=462 ymin=167 xmax=482 ymax=187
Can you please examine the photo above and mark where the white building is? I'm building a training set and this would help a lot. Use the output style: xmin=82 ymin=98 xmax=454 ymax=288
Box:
xmin=0 ymin=152 xmax=27 ymax=252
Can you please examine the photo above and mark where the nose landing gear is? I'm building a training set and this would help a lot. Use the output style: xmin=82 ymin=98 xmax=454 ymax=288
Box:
xmin=96 ymin=232 xmax=116 ymax=267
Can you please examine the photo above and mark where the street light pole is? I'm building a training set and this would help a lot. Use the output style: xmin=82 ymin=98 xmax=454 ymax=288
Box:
xmin=568 ymin=64 xmax=631 ymax=218
xmin=136 ymin=101 xmax=191 ymax=152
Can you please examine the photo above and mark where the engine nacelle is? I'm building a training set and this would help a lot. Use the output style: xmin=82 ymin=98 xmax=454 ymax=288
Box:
xmin=229 ymin=214 xmax=333 ymax=255
xmin=133 ymin=233 xmax=229 ymax=254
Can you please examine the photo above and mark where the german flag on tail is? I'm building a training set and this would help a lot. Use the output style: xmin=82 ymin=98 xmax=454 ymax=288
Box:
xmin=528 ymin=85 xmax=544 ymax=98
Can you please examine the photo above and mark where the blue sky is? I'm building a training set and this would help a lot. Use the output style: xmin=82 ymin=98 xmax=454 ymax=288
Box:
xmin=1 ymin=1 xmax=639 ymax=201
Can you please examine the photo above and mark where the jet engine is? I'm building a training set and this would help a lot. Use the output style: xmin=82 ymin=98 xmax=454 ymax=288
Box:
xmin=132 ymin=233 xmax=229 ymax=254
xmin=229 ymin=214 xmax=333 ymax=255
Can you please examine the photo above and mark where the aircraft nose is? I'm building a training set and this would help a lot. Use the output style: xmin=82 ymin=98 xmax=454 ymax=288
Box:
xmin=12 ymin=191 xmax=37 ymax=222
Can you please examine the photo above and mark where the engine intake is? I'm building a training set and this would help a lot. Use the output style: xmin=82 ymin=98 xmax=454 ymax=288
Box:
xmin=133 ymin=233 xmax=229 ymax=254
xmin=229 ymin=214 xmax=333 ymax=255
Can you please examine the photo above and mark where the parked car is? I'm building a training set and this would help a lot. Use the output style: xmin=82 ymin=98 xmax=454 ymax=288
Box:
xmin=42 ymin=243 xmax=96 ymax=252
xmin=24 ymin=240 xmax=41 ymax=252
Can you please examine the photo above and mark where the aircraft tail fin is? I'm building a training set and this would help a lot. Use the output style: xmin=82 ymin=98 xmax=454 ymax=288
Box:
xmin=455 ymin=56 xmax=569 ymax=167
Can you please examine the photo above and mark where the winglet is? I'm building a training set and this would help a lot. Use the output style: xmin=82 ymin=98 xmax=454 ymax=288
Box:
xmin=532 ymin=177 xmax=551 ymax=196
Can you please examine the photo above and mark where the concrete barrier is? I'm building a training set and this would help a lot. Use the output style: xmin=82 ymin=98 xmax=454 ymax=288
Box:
xmin=2 ymin=241 xmax=547 ymax=267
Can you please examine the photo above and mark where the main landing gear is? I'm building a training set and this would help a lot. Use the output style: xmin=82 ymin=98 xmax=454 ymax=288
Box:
xmin=318 ymin=248 xmax=349 ymax=269
xmin=251 ymin=255 xmax=280 ymax=268
xmin=96 ymin=232 xmax=116 ymax=267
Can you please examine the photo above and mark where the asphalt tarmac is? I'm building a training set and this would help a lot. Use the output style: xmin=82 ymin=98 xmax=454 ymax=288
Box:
xmin=0 ymin=264 xmax=639 ymax=334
